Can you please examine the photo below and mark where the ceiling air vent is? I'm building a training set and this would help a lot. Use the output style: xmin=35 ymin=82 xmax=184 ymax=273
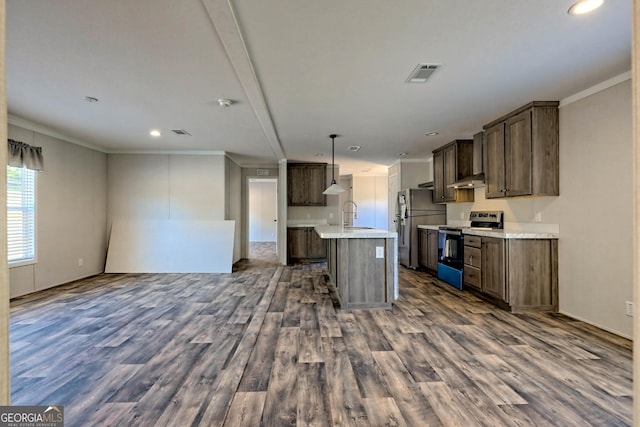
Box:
xmin=170 ymin=129 xmax=191 ymax=136
xmin=406 ymin=64 xmax=441 ymax=83
xmin=347 ymin=145 xmax=361 ymax=152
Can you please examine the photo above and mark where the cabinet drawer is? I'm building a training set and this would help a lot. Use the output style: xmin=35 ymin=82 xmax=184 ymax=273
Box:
xmin=465 ymin=235 xmax=481 ymax=248
xmin=464 ymin=265 xmax=481 ymax=288
xmin=464 ymin=246 xmax=481 ymax=268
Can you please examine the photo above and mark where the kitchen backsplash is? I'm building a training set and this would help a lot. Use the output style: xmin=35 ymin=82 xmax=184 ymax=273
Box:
xmin=446 ymin=187 xmax=560 ymax=234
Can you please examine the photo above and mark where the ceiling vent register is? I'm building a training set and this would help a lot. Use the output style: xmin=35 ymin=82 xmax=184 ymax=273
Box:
xmin=170 ymin=129 xmax=191 ymax=136
xmin=406 ymin=64 xmax=441 ymax=83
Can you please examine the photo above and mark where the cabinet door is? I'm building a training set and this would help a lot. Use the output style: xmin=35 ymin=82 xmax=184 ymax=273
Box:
xmin=418 ymin=229 xmax=428 ymax=268
xmin=287 ymin=164 xmax=327 ymax=206
xmin=484 ymin=123 xmax=506 ymax=198
xmin=443 ymin=145 xmax=457 ymax=202
xmin=482 ymin=237 xmax=506 ymax=301
xmin=432 ymin=150 xmax=445 ymax=203
xmin=287 ymin=228 xmax=307 ymax=260
xmin=305 ymin=165 xmax=328 ymax=205
xmin=427 ymin=229 xmax=439 ymax=271
xmin=307 ymin=228 xmax=327 ymax=259
xmin=505 ymin=110 xmax=532 ymax=197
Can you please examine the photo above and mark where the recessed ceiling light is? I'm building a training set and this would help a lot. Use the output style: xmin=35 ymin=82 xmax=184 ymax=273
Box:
xmin=568 ymin=0 xmax=604 ymax=15
xmin=149 ymin=130 xmax=162 ymax=137
xmin=218 ymin=98 xmax=233 ymax=107
xmin=313 ymin=153 xmax=324 ymax=157
xmin=84 ymin=96 xmax=98 ymax=103
xmin=398 ymin=152 xmax=408 ymax=157
xmin=425 ymin=132 xmax=439 ymax=136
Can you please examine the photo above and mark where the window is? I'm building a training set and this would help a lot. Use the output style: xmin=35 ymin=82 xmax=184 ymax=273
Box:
xmin=7 ymin=165 xmax=36 ymax=264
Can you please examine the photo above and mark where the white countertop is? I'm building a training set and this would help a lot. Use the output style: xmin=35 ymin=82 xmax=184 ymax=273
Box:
xmin=287 ymin=219 xmax=328 ymax=227
xmin=463 ymin=228 xmax=558 ymax=239
xmin=314 ymin=225 xmax=397 ymax=239
xmin=416 ymin=225 xmax=443 ymax=231
xmin=417 ymin=223 xmax=558 ymax=239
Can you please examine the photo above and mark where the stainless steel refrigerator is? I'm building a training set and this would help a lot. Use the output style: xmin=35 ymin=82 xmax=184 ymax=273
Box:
xmin=395 ymin=188 xmax=446 ymax=269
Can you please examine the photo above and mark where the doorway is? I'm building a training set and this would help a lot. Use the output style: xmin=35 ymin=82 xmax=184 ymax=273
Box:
xmin=248 ymin=178 xmax=278 ymax=260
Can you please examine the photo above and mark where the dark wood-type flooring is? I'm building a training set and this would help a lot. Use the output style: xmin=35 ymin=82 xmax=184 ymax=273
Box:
xmin=10 ymin=255 xmax=632 ymax=426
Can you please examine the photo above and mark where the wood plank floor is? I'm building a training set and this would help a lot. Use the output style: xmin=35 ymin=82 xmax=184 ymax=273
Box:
xmin=10 ymin=260 xmax=632 ymax=426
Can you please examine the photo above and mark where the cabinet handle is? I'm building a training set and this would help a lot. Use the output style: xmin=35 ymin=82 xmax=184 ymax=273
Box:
xmin=469 ymin=255 xmax=473 ymax=263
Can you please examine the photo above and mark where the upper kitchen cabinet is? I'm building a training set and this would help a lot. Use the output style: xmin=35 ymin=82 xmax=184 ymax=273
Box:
xmin=483 ymin=101 xmax=559 ymax=199
xmin=287 ymin=163 xmax=327 ymax=206
xmin=432 ymin=140 xmax=475 ymax=203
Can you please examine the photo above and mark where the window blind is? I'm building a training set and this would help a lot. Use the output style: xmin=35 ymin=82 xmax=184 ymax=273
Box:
xmin=7 ymin=166 xmax=35 ymax=263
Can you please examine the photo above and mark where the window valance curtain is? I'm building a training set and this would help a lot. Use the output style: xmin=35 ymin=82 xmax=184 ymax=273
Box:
xmin=8 ymin=139 xmax=44 ymax=171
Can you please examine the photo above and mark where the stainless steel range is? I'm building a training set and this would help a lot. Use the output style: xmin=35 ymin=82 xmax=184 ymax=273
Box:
xmin=437 ymin=211 xmax=503 ymax=289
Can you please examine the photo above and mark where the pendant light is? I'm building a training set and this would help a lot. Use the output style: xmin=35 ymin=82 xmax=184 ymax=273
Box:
xmin=323 ymin=134 xmax=345 ymax=195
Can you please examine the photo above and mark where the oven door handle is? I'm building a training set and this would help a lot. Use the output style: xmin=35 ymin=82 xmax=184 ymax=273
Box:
xmin=439 ymin=230 xmax=463 ymax=236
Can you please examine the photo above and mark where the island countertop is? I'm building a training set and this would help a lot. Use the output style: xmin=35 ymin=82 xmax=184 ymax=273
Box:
xmin=314 ymin=225 xmax=397 ymax=239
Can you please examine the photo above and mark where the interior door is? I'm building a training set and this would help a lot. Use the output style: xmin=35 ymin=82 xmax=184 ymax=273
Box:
xmin=249 ymin=178 xmax=278 ymax=242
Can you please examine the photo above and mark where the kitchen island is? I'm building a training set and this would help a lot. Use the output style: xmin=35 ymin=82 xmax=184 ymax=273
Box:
xmin=314 ymin=225 xmax=398 ymax=310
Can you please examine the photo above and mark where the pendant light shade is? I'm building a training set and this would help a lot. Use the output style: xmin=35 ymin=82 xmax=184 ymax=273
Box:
xmin=323 ymin=134 xmax=345 ymax=195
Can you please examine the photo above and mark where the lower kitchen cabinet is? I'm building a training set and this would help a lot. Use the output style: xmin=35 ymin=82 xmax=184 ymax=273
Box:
xmin=482 ymin=237 xmax=506 ymax=301
xmin=462 ymin=235 xmax=482 ymax=291
xmin=418 ymin=228 xmax=439 ymax=273
xmin=463 ymin=234 xmax=557 ymax=312
xmin=287 ymin=227 xmax=327 ymax=264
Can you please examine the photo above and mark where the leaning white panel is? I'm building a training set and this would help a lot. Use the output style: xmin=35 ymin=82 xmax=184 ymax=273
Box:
xmin=105 ymin=220 xmax=235 ymax=273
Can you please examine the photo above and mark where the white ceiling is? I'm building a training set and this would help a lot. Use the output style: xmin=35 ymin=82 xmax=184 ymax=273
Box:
xmin=6 ymin=0 xmax=631 ymax=175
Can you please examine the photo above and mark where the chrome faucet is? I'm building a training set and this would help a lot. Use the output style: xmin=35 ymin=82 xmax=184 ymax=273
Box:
xmin=342 ymin=200 xmax=358 ymax=226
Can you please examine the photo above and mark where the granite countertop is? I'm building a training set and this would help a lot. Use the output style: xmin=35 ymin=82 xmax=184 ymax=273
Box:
xmin=314 ymin=225 xmax=397 ymax=239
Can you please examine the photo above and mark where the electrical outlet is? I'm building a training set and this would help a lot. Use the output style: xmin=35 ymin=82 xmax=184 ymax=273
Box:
xmin=534 ymin=212 xmax=542 ymax=222
xmin=460 ymin=211 xmax=465 ymax=220
xmin=625 ymin=301 xmax=633 ymax=317
xmin=78 ymin=258 xmax=84 ymax=267
xmin=375 ymin=246 xmax=384 ymax=258
xmin=329 ymin=213 xmax=334 ymax=219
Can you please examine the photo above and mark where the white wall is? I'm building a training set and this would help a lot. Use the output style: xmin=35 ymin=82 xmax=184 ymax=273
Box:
xmin=353 ymin=175 xmax=388 ymax=229
xmin=9 ymin=124 xmax=107 ymax=298
xmin=107 ymin=153 xmax=242 ymax=264
xmin=447 ymin=76 xmax=633 ymax=338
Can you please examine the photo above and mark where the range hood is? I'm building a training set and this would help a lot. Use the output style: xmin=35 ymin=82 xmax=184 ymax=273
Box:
xmin=447 ymin=172 xmax=485 ymax=189
xmin=448 ymin=131 xmax=485 ymax=189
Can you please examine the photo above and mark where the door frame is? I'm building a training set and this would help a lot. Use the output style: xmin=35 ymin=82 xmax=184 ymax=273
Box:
xmin=246 ymin=177 xmax=278 ymax=257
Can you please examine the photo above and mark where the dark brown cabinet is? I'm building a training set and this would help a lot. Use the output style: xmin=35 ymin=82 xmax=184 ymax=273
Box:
xmin=287 ymin=227 xmax=327 ymax=263
xmin=463 ymin=233 xmax=558 ymax=312
xmin=481 ymin=237 xmax=506 ymax=301
xmin=418 ymin=228 xmax=439 ymax=273
xmin=287 ymin=163 xmax=327 ymax=206
xmin=483 ymin=101 xmax=559 ymax=199
xmin=462 ymin=235 xmax=482 ymax=291
xmin=432 ymin=140 xmax=474 ymax=203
